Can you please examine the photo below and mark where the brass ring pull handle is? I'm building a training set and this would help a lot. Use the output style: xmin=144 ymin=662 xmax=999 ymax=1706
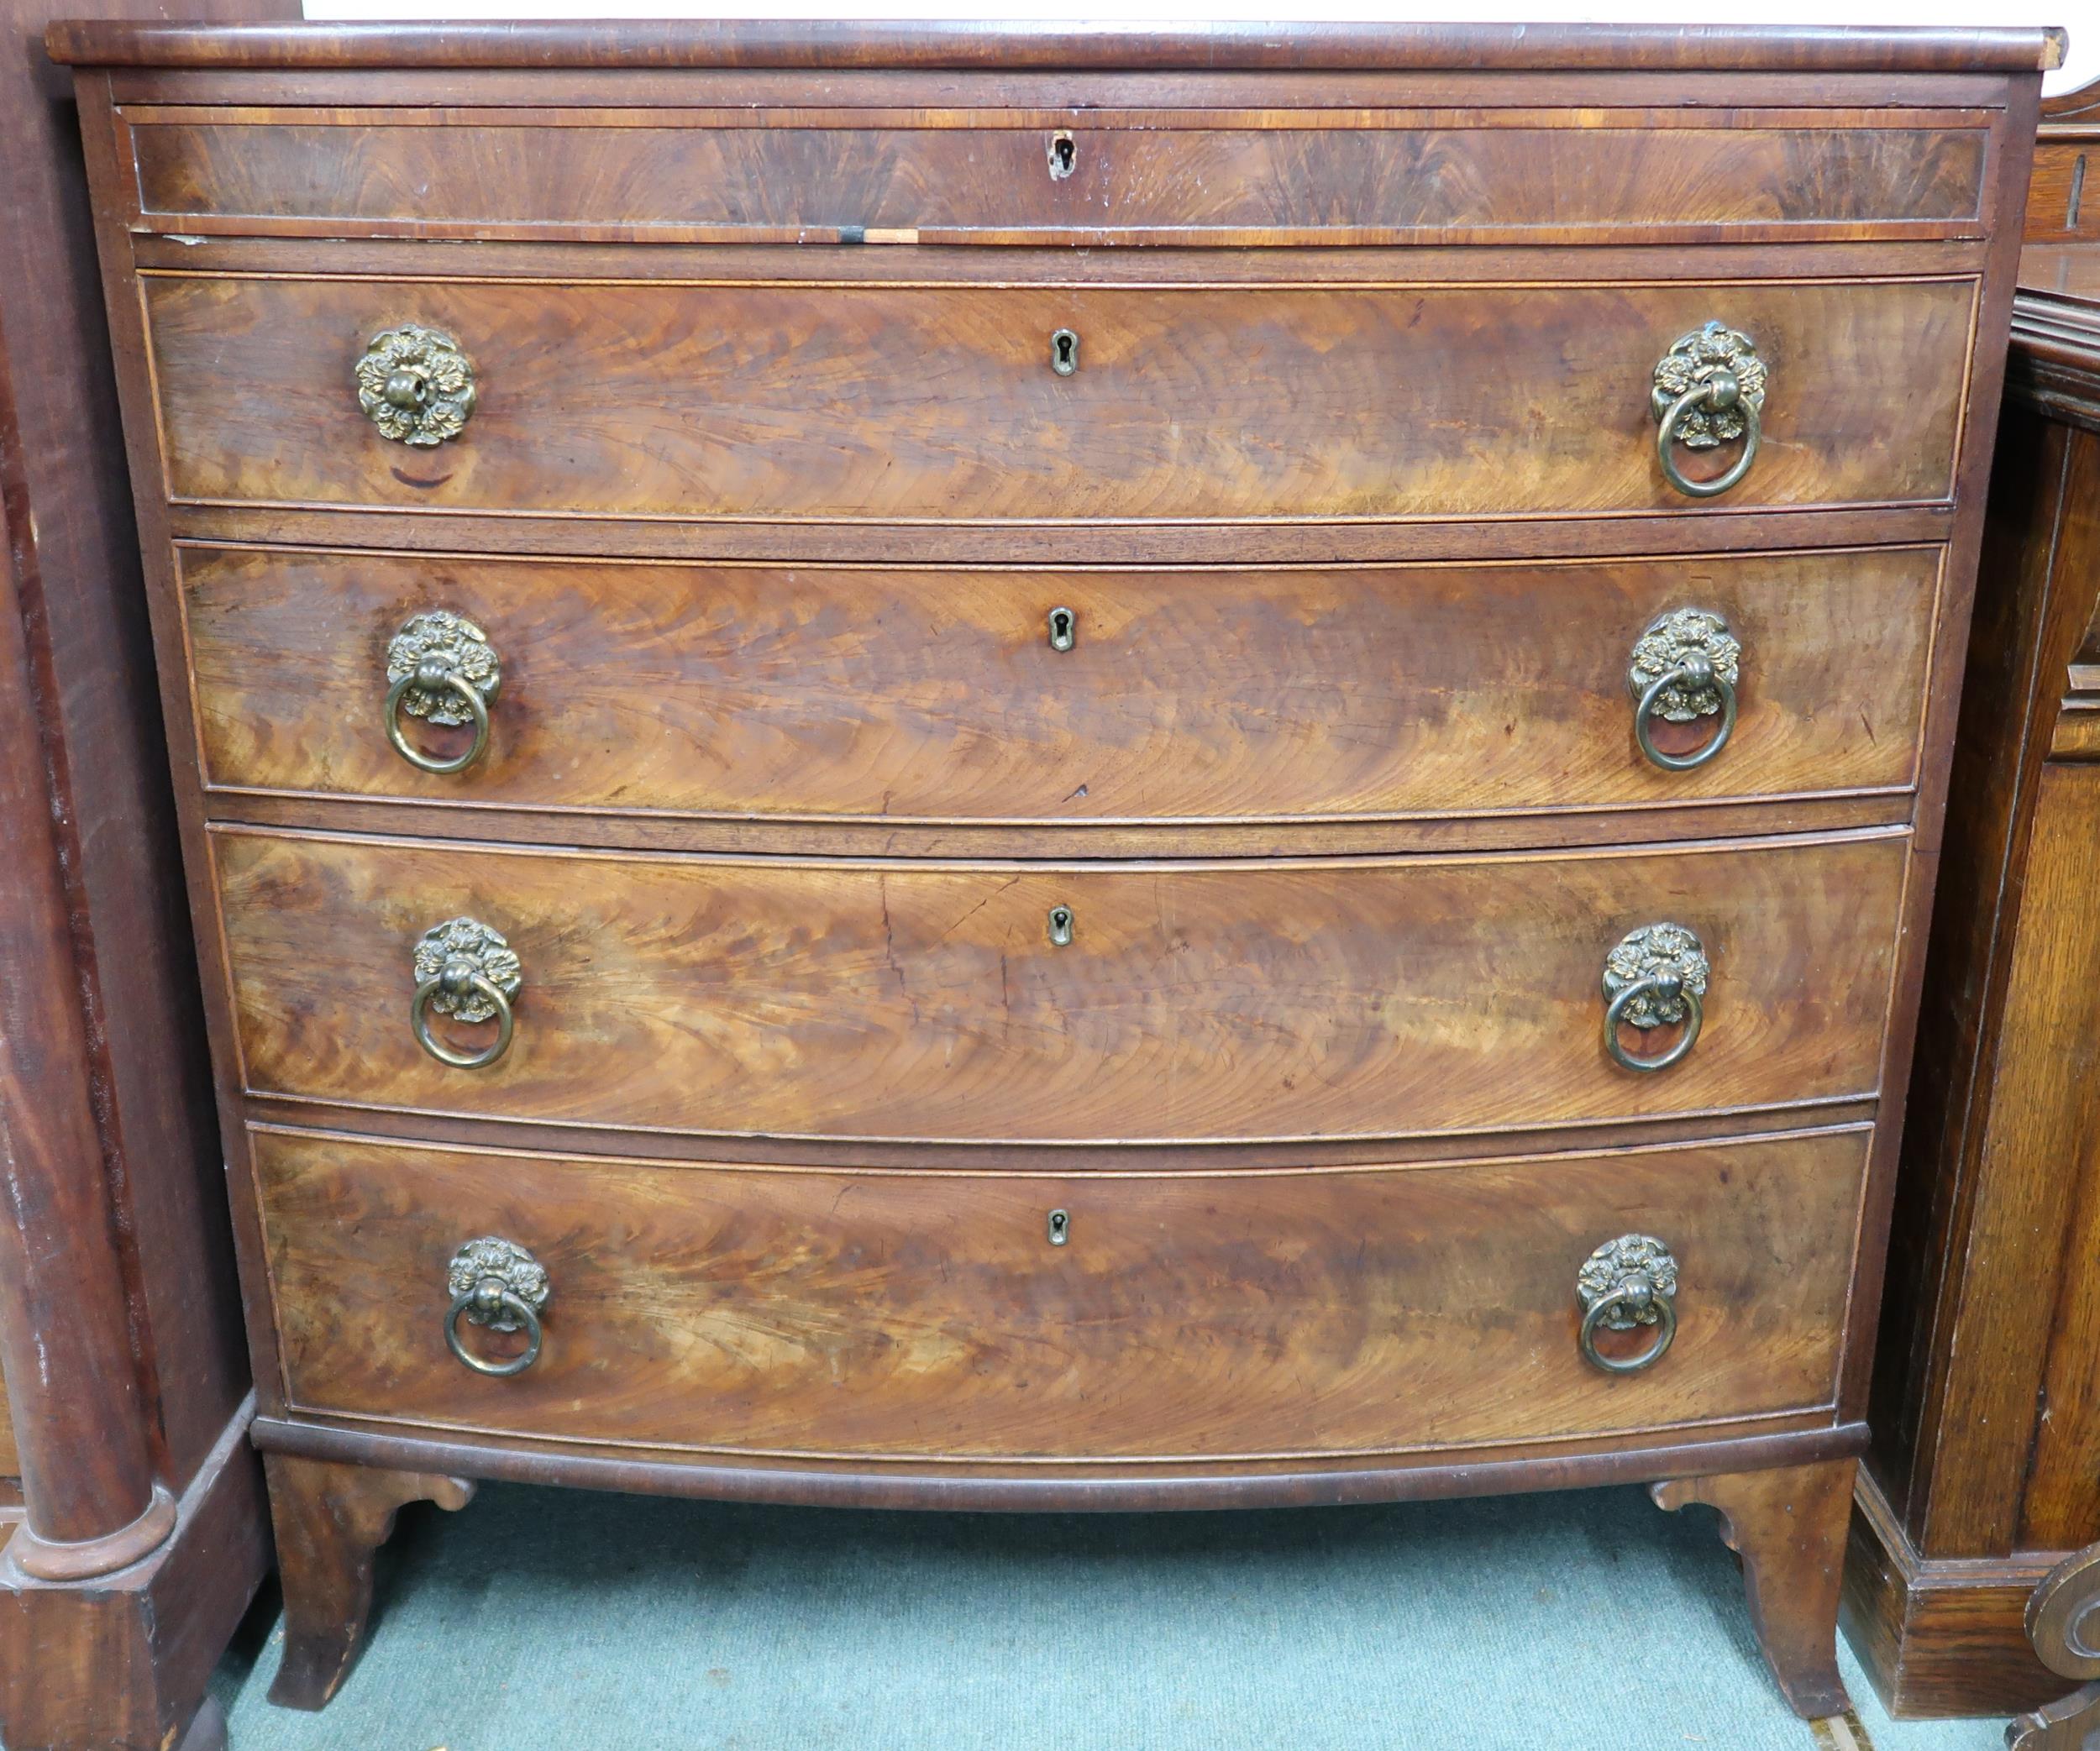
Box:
xmin=1627 ymin=608 xmax=1741 ymax=773
xmin=356 ymin=325 xmax=475 ymax=447
xmin=1576 ymin=1235 xmax=1679 ymax=1374
xmin=409 ymin=917 xmax=521 ymax=1070
xmin=444 ymin=1238 xmax=549 ymax=1377
xmin=384 ymin=611 xmax=501 ymax=775
xmin=1655 ymin=384 xmax=1759 ymax=497
xmin=1601 ymin=923 xmax=1708 ymax=1073
xmin=1635 ymin=662 xmax=1735 ymax=770
xmin=446 ymin=1283 xmax=541 ymax=1376
xmin=1603 ymin=974 xmax=1703 ymax=1072
xmin=412 ymin=967 xmax=514 ymax=1067
xmin=1651 ymin=322 xmax=1767 ymax=499
xmin=386 ymin=665 xmax=489 ymax=773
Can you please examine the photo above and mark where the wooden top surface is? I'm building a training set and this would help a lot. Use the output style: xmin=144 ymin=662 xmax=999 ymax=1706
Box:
xmin=2021 ymin=244 xmax=2100 ymax=304
xmin=41 ymin=18 xmax=2069 ymax=72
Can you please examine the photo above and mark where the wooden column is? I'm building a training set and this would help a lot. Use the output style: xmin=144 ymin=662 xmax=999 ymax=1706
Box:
xmin=0 ymin=2 xmax=277 ymax=1742
xmin=0 ymin=395 xmax=170 ymax=1575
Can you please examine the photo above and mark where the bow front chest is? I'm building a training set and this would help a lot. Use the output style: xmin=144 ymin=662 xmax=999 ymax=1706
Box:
xmin=49 ymin=19 xmax=2055 ymax=1716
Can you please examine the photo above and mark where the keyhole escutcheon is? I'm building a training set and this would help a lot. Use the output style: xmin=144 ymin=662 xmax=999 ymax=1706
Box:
xmin=1047 ymin=1208 xmax=1071 ymax=1246
xmin=1050 ymin=328 xmax=1079 ymax=377
xmin=1047 ymin=131 xmax=1077 ymax=180
xmin=1047 ymin=904 xmax=1075 ymax=947
xmin=1047 ymin=606 xmax=1077 ymax=652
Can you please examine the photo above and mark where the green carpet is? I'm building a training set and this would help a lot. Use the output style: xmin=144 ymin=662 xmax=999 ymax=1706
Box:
xmin=214 ymin=1481 xmax=2015 ymax=1750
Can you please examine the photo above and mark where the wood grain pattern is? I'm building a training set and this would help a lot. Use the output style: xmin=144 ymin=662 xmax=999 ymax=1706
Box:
xmin=1895 ymin=484 xmax=2100 ymax=1558
xmin=142 ymin=272 xmax=1977 ymax=522
xmin=1843 ymin=1467 xmax=2064 ymax=1718
xmin=0 ymin=0 xmax=280 ymax=1742
xmin=179 ymin=544 xmax=1941 ymax=826
xmin=211 ymin=826 xmax=1908 ymax=1145
xmin=0 ymin=0 xmax=257 ymax=1519
xmin=1866 ymin=410 xmax=2075 ymax=1544
xmin=0 ymin=1368 xmax=13 ymax=1484
xmin=251 ymin=1124 xmax=1866 ymax=1460
xmin=196 ymin=788 xmax=1919 ymax=864
xmin=134 ymin=230 xmax=1995 ymax=286
xmin=0 ymin=1403 xmax=268 ymax=1751
xmin=2009 ymin=764 xmax=2100 ymax=1553
xmin=229 ymin=1096 xmax=1885 ymax=1180
xmin=164 ymin=494 xmax=1971 ymax=574
xmin=0 ymin=340 xmax=160 ymax=1554
xmin=251 ymin=1410 xmax=1866 ymax=1512
xmin=43 ymin=20 xmax=2069 ymax=74
xmin=123 ymin=113 xmax=1989 ymax=245
xmin=1905 ymin=758 xmax=2100 ymax=1543
xmin=53 ymin=24 xmax=2048 ymax=1723
xmin=1656 ymin=1458 xmax=1859 ymax=1717
xmin=260 ymin=1453 xmax=472 ymax=1712
xmin=2024 ymin=144 xmax=2099 ymax=244
xmin=1847 ymin=130 xmax=2100 ymax=1711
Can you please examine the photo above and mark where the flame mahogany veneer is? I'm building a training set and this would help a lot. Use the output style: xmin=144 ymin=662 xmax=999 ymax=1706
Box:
xmin=51 ymin=18 xmax=2057 ymax=1722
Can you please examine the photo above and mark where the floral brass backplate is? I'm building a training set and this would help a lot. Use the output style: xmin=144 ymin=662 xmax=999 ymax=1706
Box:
xmin=386 ymin=610 xmax=501 ymax=726
xmin=1599 ymin=923 xmax=1709 ymax=1029
xmin=355 ymin=324 xmax=476 ymax=447
xmin=1626 ymin=608 xmax=1740 ymax=721
xmin=1577 ymin=1235 xmax=1680 ymax=1331
xmin=1649 ymin=321 xmax=1767 ymax=448
xmin=446 ymin=1238 xmax=550 ymax=1333
xmin=411 ymin=917 xmax=522 ymax=1024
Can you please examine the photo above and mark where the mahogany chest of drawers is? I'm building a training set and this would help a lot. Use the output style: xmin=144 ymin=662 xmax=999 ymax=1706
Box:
xmin=50 ymin=18 xmax=2056 ymax=1719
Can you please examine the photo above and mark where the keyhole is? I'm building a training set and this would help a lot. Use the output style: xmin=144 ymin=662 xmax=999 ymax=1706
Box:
xmin=1050 ymin=328 xmax=1079 ymax=377
xmin=1047 ymin=904 xmax=1074 ymax=946
xmin=1047 ymin=606 xmax=1077 ymax=652
xmin=1047 ymin=130 xmax=1078 ymax=180
xmin=1047 ymin=1208 xmax=1070 ymax=1246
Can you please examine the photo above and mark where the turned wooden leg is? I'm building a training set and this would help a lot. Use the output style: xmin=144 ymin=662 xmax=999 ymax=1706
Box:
xmin=2008 ymin=1544 xmax=2100 ymax=1749
xmin=264 ymin=1453 xmax=474 ymax=1712
xmin=1651 ymin=1457 xmax=1856 ymax=1719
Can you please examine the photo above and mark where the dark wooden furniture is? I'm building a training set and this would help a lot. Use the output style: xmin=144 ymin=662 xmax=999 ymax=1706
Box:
xmin=1843 ymin=73 xmax=2100 ymax=1723
xmin=0 ymin=0 xmax=281 ymax=1746
xmin=49 ymin=19 xmax=2055 ymax=1720
xmin=2002 ymin=1543 xmax=2100 ymax=1747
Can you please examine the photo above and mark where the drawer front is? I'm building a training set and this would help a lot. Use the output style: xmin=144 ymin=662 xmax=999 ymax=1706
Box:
xmin=145 ymin=273 xmax=1973 ymax=522
xmin=125 ymin=112 xmax=1988 ymax=244
xmin=184 ymin=545 xmax=1938 ymax=822
xmin=255 ymin=1125 xmax=1865 ymax=1459
xmin=213 ymin=830 xmax=1904 ymax=1143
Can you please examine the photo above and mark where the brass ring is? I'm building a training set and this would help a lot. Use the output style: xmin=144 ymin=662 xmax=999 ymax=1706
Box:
xmin=1603 ymin=975 xmax=1702 ymax=1072
xmin=1578 ymin=1287 xmax=1677 ymax=1374
xmin=1635 ymin=663 xmax=1738 ymax=772
xmin=410 ymin=970 xmax=515 ymax=1069
xmin=385 ymin=666 xmax=491 ymax=774
xmin=1656 ymin=385 xmax=1761 ymax=499
xmin=444 ymin=1282 xmax=542 ymax=1376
